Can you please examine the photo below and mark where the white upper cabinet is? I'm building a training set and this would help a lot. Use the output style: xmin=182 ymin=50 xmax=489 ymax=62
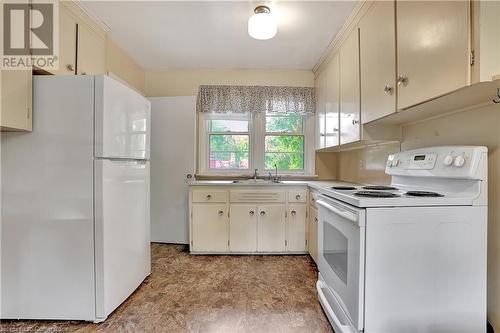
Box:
xmin=315 ymin=70 xmax=326 ymax=150
xmin=54 ymin=5 xmax=77 ymax=75
xmin=360 ymin=1 xmax=397 ymax=124
xmin=325 ymin=53 xmax=340 ymax=147
xmin=396 ymin=0 xmax=470 ymax=109
xmin=339 ymin=28 xmax=361 ymax=145
xmin=77 ymin=24 xmax=106 ymax=75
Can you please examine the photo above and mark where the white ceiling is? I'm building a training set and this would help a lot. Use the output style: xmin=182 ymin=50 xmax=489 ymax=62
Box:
xmin=80 ymin=1 xmax=357 ymax=70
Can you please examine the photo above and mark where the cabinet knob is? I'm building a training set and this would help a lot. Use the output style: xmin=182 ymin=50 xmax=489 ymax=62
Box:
xmin=384 ymin=84 xmax=394 ymax=95
xmin=291 ymin=210 xmax=296 ymax=216
xmin=397 ymin=75 xmax=408 ymax=87
xmin=249 ymin=211 xmax=255 ymax=216
xmin=218 ymin=210 xmax=224 ymax=216
xmin=333 ymin=128 xmax=339 ymax=132
xmin=296 ymin=194 xmax=301 ymax=200
xmin=260 ymin=211 xmax=266 ymax=216
xmin=206 ymin=194 xmax=212 ymax=200
xmin=352 ymin=119 xmax=359 ymax=125
xmin=314 ymin=217 xmax=318 ymax=223
xmin=66 ymin=64 xmax=74 ymax=72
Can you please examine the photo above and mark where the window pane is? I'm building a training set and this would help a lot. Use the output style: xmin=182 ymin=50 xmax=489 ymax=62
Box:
xmin=209 ymin=135 xmax=249 ymax=169
xmin=265 ymin=114 xmax=303 ymax=133
xmin=210 ymin=119 xmax=248 ymax=132
xmin=265 ymin=135 xmax=304 ymax=152
xmin=265 ymin=135 xmax=304 ymax=170
xmin=265 ymin=153 xmax=304 ymax=170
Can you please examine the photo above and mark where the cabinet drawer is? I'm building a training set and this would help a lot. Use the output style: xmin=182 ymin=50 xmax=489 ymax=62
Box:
xmin=192 ymin=190 xmax=228 ymax=203
xmin=230 ymin=190 xmax=286 ymax=203
xmin=288 ymin=190 xmax=307 ymax=203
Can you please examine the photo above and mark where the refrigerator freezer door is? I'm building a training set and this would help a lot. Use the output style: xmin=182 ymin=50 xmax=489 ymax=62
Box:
xmin=94 ymin=159 xmax=151 ymax=320
xmin=94 ymin=76 xmax=151 ymax=160
xmin=1 ymin=75 xmax=96 ymax=320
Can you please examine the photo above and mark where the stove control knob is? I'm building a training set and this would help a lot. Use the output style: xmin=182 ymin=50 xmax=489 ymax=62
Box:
xmin=454 ymin=155 xmax=465 ymax=168
xmin=443 ymin=155 xmax=453 ymax=166
xmin=391 ymin=159 xmax=399 ymax=167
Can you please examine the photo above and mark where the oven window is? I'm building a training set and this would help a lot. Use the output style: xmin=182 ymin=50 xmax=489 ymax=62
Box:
xmin=323 ymin=222 xmax=348 ymax=284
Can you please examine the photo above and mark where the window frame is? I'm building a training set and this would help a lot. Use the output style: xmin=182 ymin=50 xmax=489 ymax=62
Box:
xmin=198 ymin=112 xmax=315 ymax=176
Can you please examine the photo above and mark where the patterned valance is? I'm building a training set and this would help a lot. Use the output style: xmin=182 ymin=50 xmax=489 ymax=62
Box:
xmin=197 ymin=85 xmax=315 ymax=115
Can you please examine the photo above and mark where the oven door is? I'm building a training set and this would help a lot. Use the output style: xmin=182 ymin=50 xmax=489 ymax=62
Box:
xmin=317 ymin=195 xmax=365 ymax=331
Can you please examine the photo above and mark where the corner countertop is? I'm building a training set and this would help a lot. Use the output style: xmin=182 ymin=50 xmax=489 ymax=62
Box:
xmin=188 ymin=180 xmax=357 ymax=191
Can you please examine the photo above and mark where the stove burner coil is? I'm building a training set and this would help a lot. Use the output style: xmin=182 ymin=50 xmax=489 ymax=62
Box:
xmin=354 ymin=191 xmax=400 ymax=198
xmin=331 ymin=186 xmax=357 ymax=190
xmin=405 ymin=191 xmax=444 ymax=197
xmin=362 ymin=185 xmax=399 ymax=191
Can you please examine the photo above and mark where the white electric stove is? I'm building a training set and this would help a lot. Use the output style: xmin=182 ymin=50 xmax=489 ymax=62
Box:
xmin=316 ymin=146 xmax=488 ymax=333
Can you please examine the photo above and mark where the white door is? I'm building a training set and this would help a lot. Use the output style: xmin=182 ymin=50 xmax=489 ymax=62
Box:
xmin=149 ymin=96 xmax=196 ymax=244
xmin=288 ymin=204 xmax=307 ymax=251
xmin=257 ymin=204 xmax=286 ymax=252
xmin=192 ymin=204 xmax=228 ymax=252
xmin=229 ymin=204 xmax=257 ymax=252
xmin=94 ymin=75 xmax=151 ymax=159
xmin=317 ymin=196 xmax=365 ymax=331
xmin=94 ymin=159 xmax=151 ymax=319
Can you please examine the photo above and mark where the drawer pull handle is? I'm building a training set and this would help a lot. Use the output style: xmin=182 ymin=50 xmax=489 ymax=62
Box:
xmin=296 ymin=194 xmax=301 ymax=200
xmin=249 ymin=211 xmax=255 ymax=216
xmin=206 ymin=194 xmax=212 ymax=200
xmin=218 ymin=210 xmax=224 ymax=216
xmin=291 ymin=210 xmax=296 ymax=216
xmin=260 ymin=211 xmax=266 ymax=216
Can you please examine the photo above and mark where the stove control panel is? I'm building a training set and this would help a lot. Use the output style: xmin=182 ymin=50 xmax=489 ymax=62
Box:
xmin=385 ymin=146 xmax=487 ymax=180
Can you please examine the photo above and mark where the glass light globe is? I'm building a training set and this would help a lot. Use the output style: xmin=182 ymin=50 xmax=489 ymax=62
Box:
xmin=248 ymin=7 xmax=277 ymax=40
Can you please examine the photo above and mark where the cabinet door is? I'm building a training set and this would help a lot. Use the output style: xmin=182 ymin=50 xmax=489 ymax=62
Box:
xmin=257 ymin=204 xmax=286 ymax=252
xmin=308 ymin=207 xmax=318 ymax=264
xmin=192 ymin=204 xmax=227 ymax=252
xmin=360 ymin=1 xmax=396 ymax=124
xmin=77 ymin=24 xmax=105 ymax=75
xmin=325 ymin=53 xmax=340 ymax=147
xmin=1 ymin=69 xmax=32 ymax=131
xmin=53 ymin=4 xmax=77 ymax=75
xmin=229 ymin=204 xmax=257 ymax=252
xmin=339 ymin=28 xmax=361 ymax=145
xmin=397 ymin=1 xmax=470 ymax=109
xmin=288 ymin=204 xmax=307 ymax=252
xmin=315 ymin=70 xmax=326 ymax=150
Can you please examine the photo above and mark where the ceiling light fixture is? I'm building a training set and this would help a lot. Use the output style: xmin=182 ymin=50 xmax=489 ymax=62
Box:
xmin=248 ymin=5 xmax=277 ymax=40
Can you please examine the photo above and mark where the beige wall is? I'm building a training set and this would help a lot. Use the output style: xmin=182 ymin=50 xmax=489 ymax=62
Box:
xmin=333 ymin=103 xmax=500 ymax=329
xmin=145 ymin=69 xmax=314 ymax=97
xmin=105 ymin=39 xmax=146 ymax=94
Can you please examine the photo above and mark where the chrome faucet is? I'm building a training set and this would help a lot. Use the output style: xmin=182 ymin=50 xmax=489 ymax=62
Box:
xmin=269 ymin=164 xmax=281 ymax=183
xmin=253 ymin=169 xmax=258 ymax=181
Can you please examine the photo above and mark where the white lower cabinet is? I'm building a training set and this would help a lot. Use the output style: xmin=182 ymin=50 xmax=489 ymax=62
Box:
xmin=229 ymin=204 xmax=257 ymax=252
xmin=287 ymin=204 xmax=307 ymax=252
xmin=308 ymin=206 xmax=318 ymax=264
xmin=191 ymin=204 xmax=228 ymax=252
xmin=258 ymin=204 xmax=286 ymax=252
xmin=190 ymin=187 xmax=308 ymax=254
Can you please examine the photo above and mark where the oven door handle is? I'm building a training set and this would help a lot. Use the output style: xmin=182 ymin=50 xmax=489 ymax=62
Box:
xmin=316 ymin=200 xmax=357 ymax=223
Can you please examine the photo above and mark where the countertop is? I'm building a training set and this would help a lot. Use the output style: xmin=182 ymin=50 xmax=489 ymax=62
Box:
xmin=188 ymin=180 xmax=357 ymax=191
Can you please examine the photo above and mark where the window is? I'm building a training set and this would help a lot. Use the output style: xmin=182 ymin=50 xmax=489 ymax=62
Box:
xmin=207 ymin=117 xmax=250 ymax=170
xmin=264 ymin=113 xmax=304 ymax=170
xmin=200 ymin=113 xmax=313 ymax=175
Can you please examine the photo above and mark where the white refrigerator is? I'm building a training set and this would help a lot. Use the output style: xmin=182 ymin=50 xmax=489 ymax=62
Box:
xmin=1 ymin=75 xmax=151 ymax=322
